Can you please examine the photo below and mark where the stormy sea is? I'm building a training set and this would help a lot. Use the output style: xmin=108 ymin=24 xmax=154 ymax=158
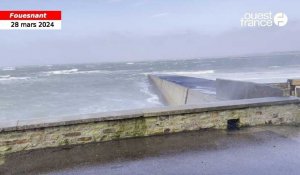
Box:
xmin=1 ymin=51 xmax=300 ymax=121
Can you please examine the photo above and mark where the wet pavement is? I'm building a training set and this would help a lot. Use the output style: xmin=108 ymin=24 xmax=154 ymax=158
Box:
xmin=1 ymin=126 xmax=300 ymax=175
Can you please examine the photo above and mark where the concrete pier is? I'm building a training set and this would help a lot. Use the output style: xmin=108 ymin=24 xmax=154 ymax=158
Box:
xmin=148 ymin=74 xmax=288 ymax=105
xmin=148 ymin=75 xmax=217 ymax=105
xmin=216 ymin=79 xmax=284 ymax=100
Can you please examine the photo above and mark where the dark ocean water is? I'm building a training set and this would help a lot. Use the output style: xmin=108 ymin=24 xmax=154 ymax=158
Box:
xmin=1 ymin=52 xmax=300 ymax=121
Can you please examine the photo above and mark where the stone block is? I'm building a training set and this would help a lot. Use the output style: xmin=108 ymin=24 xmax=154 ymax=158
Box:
xmin=63 ymin=132 xmax=81 ymax=137
xmin=289 ymin=79 xmax=300 ymax=86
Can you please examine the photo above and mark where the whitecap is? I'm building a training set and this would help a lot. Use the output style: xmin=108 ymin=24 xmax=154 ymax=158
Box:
xmin=0 ymin=75 xmax=30 ymax=81
xmin=43 ymin=69 xmax=111 ymax=76
xmin=166 ymin=70 xmax=215 ymax=75
xmin=269 ymin=66 xmax=281 ymax=69
xmin=142 ymin=70 xmax=215 ymax=76
xmin=78 ymin=70 xmax=110 ymax=74
xmin=0 ymin=75 xmax=11 ymax=78
xmin=46 ymin=69 xmax=79 ymax=75
xmin=126 ymin=62 xmax=135 ymax=65
xmin=138 ymin=82 xmax=162 ymax=105
xmin=2 ymin=67 xmax=15 ymax=71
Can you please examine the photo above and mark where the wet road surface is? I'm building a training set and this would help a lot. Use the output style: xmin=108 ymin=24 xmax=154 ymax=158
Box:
xmin=1 ymin=126 xmax=300 ymax=175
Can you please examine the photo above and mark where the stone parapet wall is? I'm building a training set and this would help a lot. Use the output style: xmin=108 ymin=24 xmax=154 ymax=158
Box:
xmin=0 ymin=97 xmax=300 ymax=164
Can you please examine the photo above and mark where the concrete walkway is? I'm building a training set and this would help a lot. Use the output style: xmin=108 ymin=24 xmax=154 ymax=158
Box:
xmin=1 ymin=126 xmax=300 ymax=175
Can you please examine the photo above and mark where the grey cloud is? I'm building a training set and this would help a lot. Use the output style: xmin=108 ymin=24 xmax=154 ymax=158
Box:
xmin=0 ymin=21 xmax=300 ymax=66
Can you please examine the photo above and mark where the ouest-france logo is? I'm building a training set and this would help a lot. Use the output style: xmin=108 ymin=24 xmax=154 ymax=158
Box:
xmin=241 ymin=12 xmax=288 ymax=27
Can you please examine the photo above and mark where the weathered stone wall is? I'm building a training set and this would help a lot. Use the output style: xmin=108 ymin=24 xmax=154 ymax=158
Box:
xmin=0 ymin=97 xmax=300 ymax=164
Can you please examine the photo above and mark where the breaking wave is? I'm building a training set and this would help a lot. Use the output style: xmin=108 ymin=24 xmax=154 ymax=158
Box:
xmin=139 ymin=82 xmax=162 ymax=105
xmin=2 ymin=67 xmax=15 ymax=71
xmin=43 ymin=69 xmax=109 ymax=76
xmin=143 ymin=70 xmax=215 ymax=76
xmin=0 ymin=75 xmax=30 ymax=81
xmin=269 ymin=66 xmax=281 ymax=69
xmin=165 ymin=70 xmax=215 ymax=75
xmin=45 ymin=69 xmax=79 ymax=75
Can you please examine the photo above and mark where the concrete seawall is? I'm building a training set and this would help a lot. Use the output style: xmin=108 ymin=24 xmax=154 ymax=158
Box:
xmin=1 ymin=97 xmax=300 ymax=164
xmin=148 ymin=75 xmax=216 ymax=105
xmin=149 ymin=75 xmax=291 ymax=105
xmin=216 ymin=79 xmax=284 ymax=100
xmin=149 ymin=74 xmax=189 ymax=105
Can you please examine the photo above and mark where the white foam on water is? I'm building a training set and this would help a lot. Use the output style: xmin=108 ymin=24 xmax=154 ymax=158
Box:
xmin=43 ymin=69 xmax=110 ymax=76
xmin=0 ymin=75 xmax=11 ymax=78
xmin=142 ymin=70 xmax=215 ymax=76
xmin=186 ymin=68 xmax=300 ymax=83
xmin=138 ymin=82 xmax=162 ymax=105
xmin=78 ymin=70 xmax=110 ymax=74
xmin=269 ymin=66 xmax=281 ymax=69
xmin=126 ymin=62 xmax=135 ymax=65
xmin=2 ymin=67 xmax=15 ymax=71
xmin=169 ymin=70 xmax=215 ymax=75
xmin=0 ymin=75 xmax=30 ymax=82
xmin=45 ymin=69 xmax=79 ymax=75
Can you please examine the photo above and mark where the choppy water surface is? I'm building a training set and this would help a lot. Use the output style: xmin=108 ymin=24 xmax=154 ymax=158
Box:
xmin=1 ymin=52 xmax=300 ymax=121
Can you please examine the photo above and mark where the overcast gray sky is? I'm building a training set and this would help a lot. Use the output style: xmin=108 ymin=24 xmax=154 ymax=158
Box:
xmin=0 ymin=0 xmax=300 ymax=66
